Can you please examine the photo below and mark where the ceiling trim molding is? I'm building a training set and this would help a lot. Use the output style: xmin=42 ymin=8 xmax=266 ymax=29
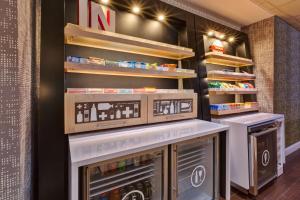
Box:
xmin=160 ymin=0 xmax=242 ymax=30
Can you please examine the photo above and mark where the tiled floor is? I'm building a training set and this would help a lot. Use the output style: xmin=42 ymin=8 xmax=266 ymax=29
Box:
xmin=231 ymin=149 xmax=300 ymax=200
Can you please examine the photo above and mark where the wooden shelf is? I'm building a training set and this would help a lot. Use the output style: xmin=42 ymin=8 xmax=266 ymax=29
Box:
xmin=204 ymin=52 xmax=254 ymax=67
xmin=209 ymin=89 xmax=257 ymax=95
xmin=65 ymin=62 xmax=197 ymax=79
xmin=211 ymin=107 xmax=259 ymax=116
xmin=65 ymin=23 xmax=195 ymax=60
xmin=207 ymin=71 xmax=255 ymax=81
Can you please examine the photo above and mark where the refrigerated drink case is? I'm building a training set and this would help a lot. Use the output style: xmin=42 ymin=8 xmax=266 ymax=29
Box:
xmin=171 ymin=135 xmax=219 ymax=200
xmin=248 ymin=121 xmax=278 ymax=196
xmin=83 ymin=147 xmax=168 ymax=200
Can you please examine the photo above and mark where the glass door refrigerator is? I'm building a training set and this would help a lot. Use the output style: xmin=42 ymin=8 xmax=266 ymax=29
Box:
xmin=82 ymin=147 xmax=168 ymax=200
xmin=171 ymin=134 xmax=219 ymax=200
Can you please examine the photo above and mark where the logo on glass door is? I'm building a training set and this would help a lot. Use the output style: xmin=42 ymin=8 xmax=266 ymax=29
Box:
xmin=121 ymin=190 xmax=145 ymax=200
xmin=191 ymin=165 xmax=206 ymax=188
xmin=262 ymin=150 xmax=270 ymax=167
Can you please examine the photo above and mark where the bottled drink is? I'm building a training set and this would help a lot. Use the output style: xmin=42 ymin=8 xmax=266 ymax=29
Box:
xmin=118 ymin=160 xmax=126 ymax=172
xmin=126 ymin=158 xmax=134 ymax=169
xmin=108 ymin=162 xmax=118 ymax=174
xmin=110 ymin=189 xmax=120 ymax=200
xmin=136 ymin=182 xmax=145 ymax=200
xmin=133 ymin=157 xmax=140 ymax=167
xmin=99 ymin=192 xmax=109 ymax=200
xmin=144 ymin=180 xmax=152 ymax=200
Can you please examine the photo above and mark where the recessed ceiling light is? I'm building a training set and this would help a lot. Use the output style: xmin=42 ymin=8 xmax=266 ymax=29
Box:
xmin=158 ymin=14 xmax=165 ymax=21
xmin=132 ymin=6 xmax=141 ymax=14
xmin=219 ymin=34 xmax=225 ymax=39
xmin=101 ymin=0 xmax=109 ymax=4
xmin=228 ymin=37 xmax=235 ymax=42
xmin=208 ymin=30 xmax=214 ymax=36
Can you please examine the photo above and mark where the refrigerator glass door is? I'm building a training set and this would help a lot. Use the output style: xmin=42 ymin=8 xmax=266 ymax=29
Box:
xmin=256 ymin=129 xmax=277 ymax=188
xmin=84 ymin=148 xmax=167 ymax=200
xmin=175 ymin=136 xmax=217 ymax=200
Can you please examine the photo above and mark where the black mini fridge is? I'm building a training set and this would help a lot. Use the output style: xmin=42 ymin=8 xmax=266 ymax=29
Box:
xmin=170 ymin=134 xmax=219 ymax=200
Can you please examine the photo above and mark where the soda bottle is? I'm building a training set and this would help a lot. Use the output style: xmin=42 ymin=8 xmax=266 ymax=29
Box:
xmin=133 ymin=157 xmax=140 ymax=167
xmin=99 ymin=192 xmax=109 ymax=200
xmin=144 ymin=180 xmax=152 ymax=200
xmin=108 ymin=162 xmax=118 ymax=174
xmin=118 ymin=160 xmax=126 ymax=172
xmin=110 ymin=189 xmax=120 ymax=200
xmin=136 ymin=182 xmax=144 ymax=200
xmin=126 ymin=158 xmax=134 ymax=169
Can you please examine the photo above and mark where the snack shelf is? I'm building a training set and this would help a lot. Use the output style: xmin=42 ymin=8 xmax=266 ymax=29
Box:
xmin=207 ymin=70 xmax=255 ymax=81
xmin=65 ymin=23 xmax=195 ymax=60
xmin=204 ymin=52 xmax=254 ymax=67
xmin=210 ymin=107 xmax=259 ymax=116
xmin=65 ymin=62 xmax=197 ymax=79
xmin=209 ymin=89 xmax=257 ymax=95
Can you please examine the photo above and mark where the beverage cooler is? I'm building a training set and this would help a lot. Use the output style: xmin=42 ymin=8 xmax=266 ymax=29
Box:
xmin=171 ymin=134 xmax=219 ymax=200
xmin=248 ymin=121 xmax=278 ymax=195
xmin=82 ymin=147 xmax=168 ymax=200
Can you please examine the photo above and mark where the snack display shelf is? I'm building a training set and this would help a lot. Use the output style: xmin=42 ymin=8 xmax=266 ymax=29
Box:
xmin=208 ymin=89 xmax=257 ymax=95
xmin=207 ymin=70 xmax=255 ymax=81
xmin=65 ymin=23 xmax=195 ymax=60
xmin=65 ymin=62 xmax=197 ymax=79
xmin=210 ymin=107 xmax=259 ymax=116
xmin=204 ymin=52 xmax=254 ymax=67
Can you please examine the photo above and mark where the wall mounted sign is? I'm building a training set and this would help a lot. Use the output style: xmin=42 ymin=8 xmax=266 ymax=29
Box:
xmin=78 ymin=0 xmax=116 ymax=32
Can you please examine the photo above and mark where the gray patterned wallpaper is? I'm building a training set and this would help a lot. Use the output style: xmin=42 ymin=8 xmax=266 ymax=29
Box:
xmin=243 ymin=17 xmax=300 ymax=147
xmin=0 ymin=0 xmax=21 ymax=199
xmin=0 ymin=0 xmax=36 ymax=199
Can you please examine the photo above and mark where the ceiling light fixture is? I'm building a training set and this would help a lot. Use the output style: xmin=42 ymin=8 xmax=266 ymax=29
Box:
xmin=132 ymin=5 xmax=141 ymax=14
xmin=228 ymin=37 xmax=235 ymax=42
xmin=101 ymin=0 xmax=110 ymax=4
xmin=207 ymin=30 xmax=214 ymax=36
xmin=158 ymin=14 xmax=165 ymax=21
xmin=219 ymin=34 xmax=225 ymax=39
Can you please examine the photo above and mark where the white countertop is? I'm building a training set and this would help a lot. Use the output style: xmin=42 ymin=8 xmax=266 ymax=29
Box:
xmin=69 ymin=119 xmax=229 ymax=166
xmin=214 ymin=112 xmax=284 ymax=126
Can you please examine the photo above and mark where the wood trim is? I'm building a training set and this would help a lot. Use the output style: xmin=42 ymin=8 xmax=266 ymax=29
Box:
xmin=207 ymin=71 xmax=255 ymax=81
xmin=209 ymin=89 xmax=258 ymax=95
xmin=147 ymin=93 xmax=198 ymax=124
xmin=65 ymin=23 xmax=195 ymax=60
xmin=64 ymin=93 xmax=148 ymax=134
xmin=205 ymin=52 xmax=253 ymax=67
xmin=65 ymin=62 xmax=197 ymax=79
xmin=210 ymin=107 xmax=259 ymax=116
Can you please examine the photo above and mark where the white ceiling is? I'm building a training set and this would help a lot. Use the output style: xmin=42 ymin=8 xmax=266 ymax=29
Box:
xmin=182 ymin=0 xmax=273 ymax=27
xmin=250 ymin=0 xmax=300 ymax=30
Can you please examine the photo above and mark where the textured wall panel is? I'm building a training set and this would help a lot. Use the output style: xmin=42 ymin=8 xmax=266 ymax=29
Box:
xmin=243 ymin=17 xmax=275 ymax=113
xmin=244 ymin=17 xmax=300 ymax=147
xmin=0 ymin=0 xmax=21 ymax=199
xmin=275 ymin=17 xmax=300 ymax=147
xmin=0 ymin=0 xmax=36 ymax=199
